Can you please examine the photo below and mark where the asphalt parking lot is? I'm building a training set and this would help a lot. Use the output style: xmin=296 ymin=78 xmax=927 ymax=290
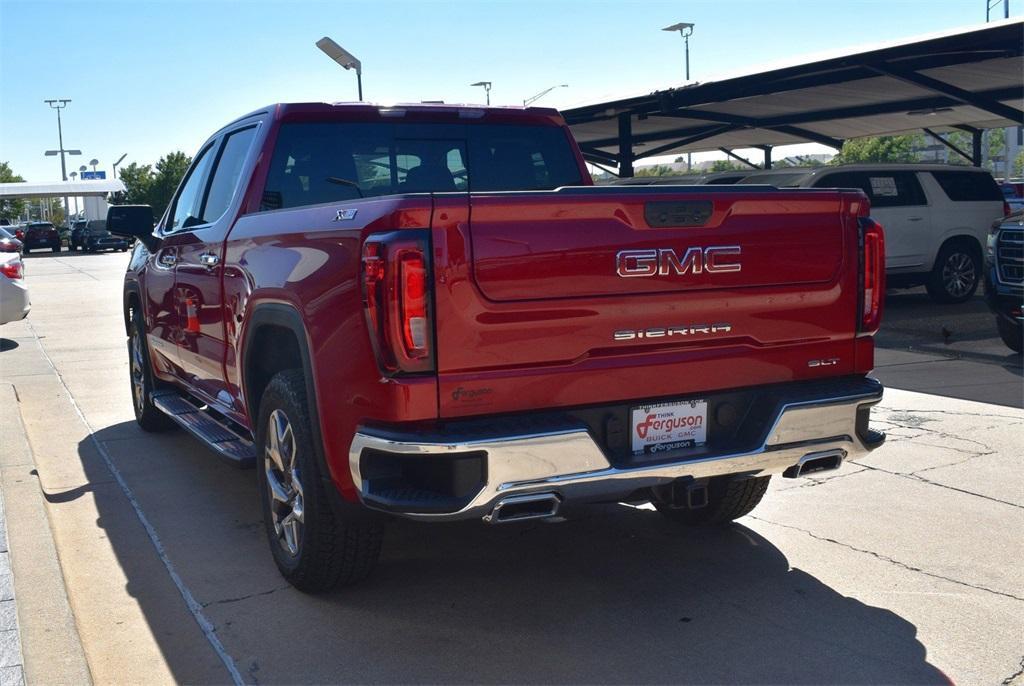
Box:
xmin=1 ymin=251 xmax=1022 ymax=684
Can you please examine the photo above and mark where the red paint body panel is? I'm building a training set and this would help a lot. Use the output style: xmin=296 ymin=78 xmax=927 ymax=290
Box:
xmin=125 ymin=102 xmax=879 ymax=506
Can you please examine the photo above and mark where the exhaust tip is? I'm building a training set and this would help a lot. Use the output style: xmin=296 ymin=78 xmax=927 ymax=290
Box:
xmin=784 ymin=449 xmax=845 ymax=479
xmin=484 ymin=493 xmax=561 ymax=524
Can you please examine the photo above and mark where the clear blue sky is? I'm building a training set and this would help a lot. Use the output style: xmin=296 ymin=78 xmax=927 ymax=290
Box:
xmin=1 ymin=0 xmax=1019 ymax=182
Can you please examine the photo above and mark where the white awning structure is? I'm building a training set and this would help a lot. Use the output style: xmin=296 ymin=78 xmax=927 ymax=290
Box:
xmin=0 ymin=179 xmax=126 ymax=199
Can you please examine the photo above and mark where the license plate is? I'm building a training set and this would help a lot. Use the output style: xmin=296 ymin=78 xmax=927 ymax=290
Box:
xmin=631 ymin=399 xmax=708 ymax=455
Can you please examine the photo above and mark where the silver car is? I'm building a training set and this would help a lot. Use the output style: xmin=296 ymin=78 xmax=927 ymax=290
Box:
xmin=0 ymin=253 xmax=30 ymax=325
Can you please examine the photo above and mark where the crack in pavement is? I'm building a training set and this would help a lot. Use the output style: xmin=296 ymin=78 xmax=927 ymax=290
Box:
xmin=1003 ymin=656 xmax=1024 ymax=685
xmin=849 ymin=460 xmax=1024 ymax=511
xmin=749 ymin=516 xmax=1024 ymax=603
xmin=877 ymin=406 xmax=1024 ymax=422
xmin=201 ymin=585 xmax=291 ymax=608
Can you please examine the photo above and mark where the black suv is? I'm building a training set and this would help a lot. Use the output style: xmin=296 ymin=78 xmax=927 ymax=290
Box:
xmin=22 ymin=222 xmax=61 ymax=254
xmin=985 ymin=211 xmax=1024 ymax=353
xmin=77 ymin=220 xmax=130 ymax=252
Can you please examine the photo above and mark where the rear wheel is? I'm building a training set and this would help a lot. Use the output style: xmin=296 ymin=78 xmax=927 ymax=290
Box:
xmin=52 ymin=245 xmax=60 ymax=253
xmin=997 ymin=317 xmax=1023 ymax=354
xmin=257 ymin=370 xmax=383 ymax=592
xmin=22 ymin=247 xmax=28 ymax=255
xmin=128 ymin=310 xmax=176 ymax=432
xmin=926 ymin=241 xmax=980 ymax=304
xmin=654 ymin=475 xmax=771 ymax=525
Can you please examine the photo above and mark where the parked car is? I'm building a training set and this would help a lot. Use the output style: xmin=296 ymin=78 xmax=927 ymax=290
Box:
xmin=9 ymin=225 xmax=25 ymax=241
xmin=80 ymin=220 xmax=130 ymax=252
xmin=999 ymin=182 xmax=1024 ymax=214
xmin=68 ymin=220 xmax=89 ymax=250
xmin=0 ymin=253 xmax=29 ymax=325
xmin=738 ymin=164 xmax=1009 ymax=303
xmin=0 ymin=228 xmax=22 ymax=254
xmin=984 ymin=211 xmax=1023 ymax=353
xmin=109 ymin=102 xmax=886 ymax=593
xmin=21 ymin=222 xmax=61 ymax=254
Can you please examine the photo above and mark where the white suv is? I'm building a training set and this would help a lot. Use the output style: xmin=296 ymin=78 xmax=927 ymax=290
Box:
xmin=741 ymin=164 xmax=1008 ymax=303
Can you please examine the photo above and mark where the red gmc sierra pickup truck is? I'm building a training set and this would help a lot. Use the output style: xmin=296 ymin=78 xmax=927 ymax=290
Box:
xmin=108 ymin=102 xmax=886 ymax=592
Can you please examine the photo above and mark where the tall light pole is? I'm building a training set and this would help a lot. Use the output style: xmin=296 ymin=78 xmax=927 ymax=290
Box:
xmin=69 ymin=172 xmax=79 ymax=218
xmin=316 ymin=37 xmax=363 ymax=101
xmin=89 ymin=158 xmax=99 ymax=172
xmin=663 ymin=22 xmax=695 ymax=81
xmin=112 ymin=153 xmax=127 ymax=179
xmin=524 ymin=84 xmax=568 ymax=107
xmin=44 ymin=99 xmax=81 ymax=227
xmin=471 ymin=81 xmax=492 ymax=106
xmin=663 ymin=22 xmax=696 ymax=171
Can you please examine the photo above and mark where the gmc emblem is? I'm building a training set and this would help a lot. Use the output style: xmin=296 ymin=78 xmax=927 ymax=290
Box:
xmin=616 ymin=246 xmax=741 ymax=278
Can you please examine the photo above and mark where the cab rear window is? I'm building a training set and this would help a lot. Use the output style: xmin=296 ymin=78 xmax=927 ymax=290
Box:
xmin=930 ymin=170 xmax=1002 ymax=202
xmin=260 ymin=122 xmax=583 ymax=211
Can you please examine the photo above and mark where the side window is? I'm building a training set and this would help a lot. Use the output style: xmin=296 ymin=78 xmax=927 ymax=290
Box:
xmin=202 ymin=127 xmax=258 ymax=223
xmin=168 ymin=145 xmax=215 ymax=232
xmin=930 ymin=171 xmax=1003 ymax=202
xmin=815 ymin=171 xmax=926 ymax=208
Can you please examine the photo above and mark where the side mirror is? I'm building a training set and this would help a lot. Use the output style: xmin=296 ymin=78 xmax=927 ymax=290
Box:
xmin=107 ymin=205 xmax=157 ymax=250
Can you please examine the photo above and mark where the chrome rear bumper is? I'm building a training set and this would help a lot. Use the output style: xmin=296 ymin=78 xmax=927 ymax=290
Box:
xmin=349 ymin=379 xmax=884 ymax=521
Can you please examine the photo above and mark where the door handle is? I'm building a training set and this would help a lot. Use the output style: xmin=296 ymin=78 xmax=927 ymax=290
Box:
xmin=907 ymin=216 xmax=924 ymax=222
xmin=199 ymin=252 xmax=220 ymax=268
xmin=158 ymin=251 xmax=177 ymax=267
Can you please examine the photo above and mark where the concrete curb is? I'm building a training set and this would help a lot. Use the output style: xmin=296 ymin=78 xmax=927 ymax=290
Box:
xmin=0 ymin=383 xmax=91 ymax=685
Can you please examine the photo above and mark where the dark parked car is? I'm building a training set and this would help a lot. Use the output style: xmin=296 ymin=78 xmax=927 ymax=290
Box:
xmin=985 ymin=211 xmax=1023 ymax=353
xmin=80 ymin=220 xmax=130 ymax=252
xmin=69 ymin=220 xmax=89 ymax=251
xmin=0 ymin=228 xmax=22 ymax=254
xmin=22 ymin=222 xmax=61 ymax=254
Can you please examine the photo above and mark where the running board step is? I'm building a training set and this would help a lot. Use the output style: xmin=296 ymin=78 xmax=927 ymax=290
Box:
xmin=152 ymin=391 xmax=256 ymax=469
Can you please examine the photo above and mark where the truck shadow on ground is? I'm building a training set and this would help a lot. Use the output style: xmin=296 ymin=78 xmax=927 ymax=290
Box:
xmin=75 ymin=423 xmax=950 ymax=685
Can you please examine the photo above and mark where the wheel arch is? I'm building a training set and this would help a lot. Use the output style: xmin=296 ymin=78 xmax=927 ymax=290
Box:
xmin=931 ymin=232 xmax=983 ymax=271
xmin=123 ymin=283 xmax=143 ymax=335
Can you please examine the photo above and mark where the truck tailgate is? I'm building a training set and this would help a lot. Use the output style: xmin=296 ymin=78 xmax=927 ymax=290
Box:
xmin=430 ymin=187 xmax=868 ymax=418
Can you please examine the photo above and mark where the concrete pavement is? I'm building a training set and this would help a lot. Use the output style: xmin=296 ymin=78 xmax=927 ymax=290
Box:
xmin=0 ymin=251 xmax=1021 ymax=684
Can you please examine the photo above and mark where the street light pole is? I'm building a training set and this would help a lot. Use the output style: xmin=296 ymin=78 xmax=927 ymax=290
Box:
xmin=316 ymin=37 xmax=363 ymax=101
xmin=524 ymin=84 xmax=568 ymax=107
xmin=112 ymin=153 xmax=127 ymax=180
xmin=662 ymin=23 xmax=696 ymax=170
xmin=44 ymin=99 xmax=81 ymax=229
xmin=471 ymin=81 xmax=492 ymax=106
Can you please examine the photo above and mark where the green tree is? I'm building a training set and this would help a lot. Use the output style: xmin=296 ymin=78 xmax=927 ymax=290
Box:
xmin=635 ymin=164 xmax=679 ymax=177
xmin=709 ymin=159 xmax=745 ymax=172
xmin=112 ymin=162 xmax=155 ymax=206
xmin=109 ymin=152 xmax=191 ymax=219
xmin=830 ymin=134 xmax=923 ymax=164
xmin=0 ymin=161 xmax=26 ymax=221
xmin=1013 ymin=149 xmax=1024 ymax=178
xmin=149 ymin=151 xmax=192 ymax=219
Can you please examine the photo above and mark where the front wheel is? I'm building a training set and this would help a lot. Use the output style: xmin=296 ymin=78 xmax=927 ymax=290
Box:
xmin=997 ymin=317 xmax=1023 ymax=354
xmin=926 ymin=242 xmax=980 ymax=304
xmin=257 ymin=370 xmax=383 ymax=593
xmin=128 ymin=310 xmax=176 ymax=432
xmin=654 ymin=475 xmax=771 ymax=525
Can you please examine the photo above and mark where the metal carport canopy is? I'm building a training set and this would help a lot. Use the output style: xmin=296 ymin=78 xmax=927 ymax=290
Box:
xmin=563 ymin=18 xmax=1024 ymax=175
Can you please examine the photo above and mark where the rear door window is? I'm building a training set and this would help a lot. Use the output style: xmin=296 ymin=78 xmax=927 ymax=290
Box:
xmin=814 ymin=171 xmax=926 ymax=207
xmin=930 ymin=170 xmax=1002 ymax=202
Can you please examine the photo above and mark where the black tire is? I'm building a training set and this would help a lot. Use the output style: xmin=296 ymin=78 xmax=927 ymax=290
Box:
xmin=52 ymin=245 xmax=60 ymax=253
xmin=128 ymin=309 xmax=176 ymax=432
xmin=22 ymin=247 xmax=28 ymax=255
xmin=654 ymin=475 xmax=771 ymax=525
xmin=256 ymin=369 xmax=383 ymax=593
xmin=997 ymin=317 xmax=1023 ymax=354
xmin=926 ymin=241 xmax=980 ymax=304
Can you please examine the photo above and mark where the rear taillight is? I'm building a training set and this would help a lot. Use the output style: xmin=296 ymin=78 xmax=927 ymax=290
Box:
xmin=1004 ymin=200 xmax=1012 ymax=217
xmin=859 ymin=218 xmax=885 ymax=334
xmin=361 ymin=231 xmax=434 ymax=374
xmin=1 ymin=259 xmax=24 ymax=280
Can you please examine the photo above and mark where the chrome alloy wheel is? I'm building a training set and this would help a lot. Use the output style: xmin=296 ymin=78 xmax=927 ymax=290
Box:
xmin=264 ymin=409 xmax=305 ymax=557
xmin=941 ymin=251 xmax=976 ymax=299
xmin=130 ymin=330 xmax=146 ymax=414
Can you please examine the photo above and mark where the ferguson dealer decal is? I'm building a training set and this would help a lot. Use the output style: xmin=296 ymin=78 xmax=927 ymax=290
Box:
xmin=631 ymin=400 xmax=708 ymax=454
